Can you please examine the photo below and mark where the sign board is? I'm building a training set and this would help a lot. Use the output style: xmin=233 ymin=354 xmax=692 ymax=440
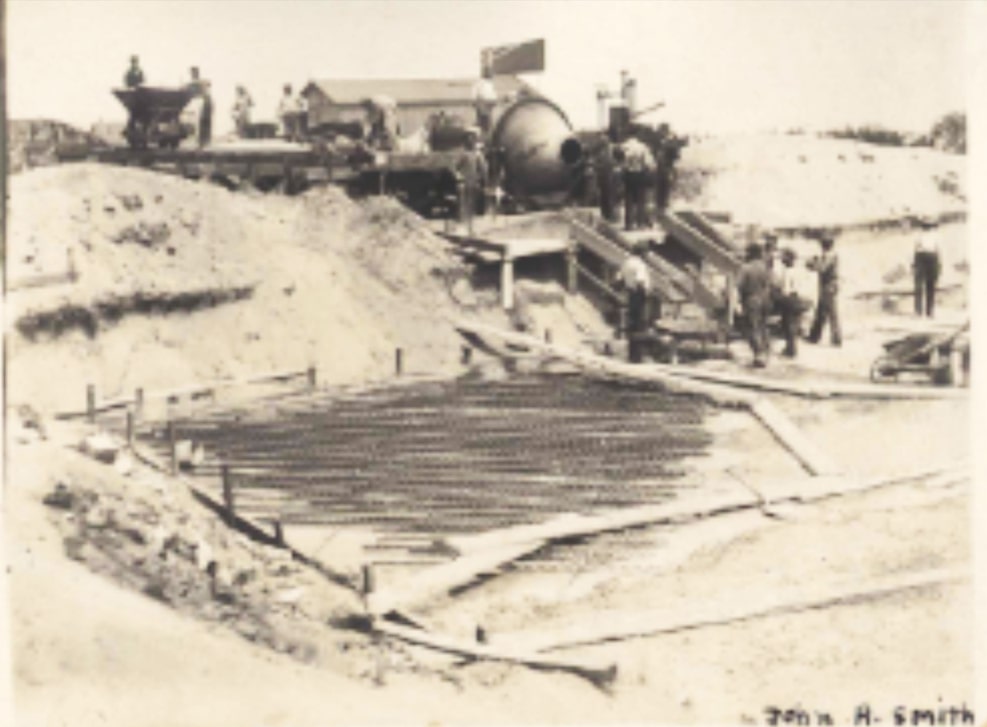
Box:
xmin=481 ymin=39 xmax=545 ymax=75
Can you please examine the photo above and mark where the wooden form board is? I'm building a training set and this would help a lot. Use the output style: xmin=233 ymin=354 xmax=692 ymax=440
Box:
xmin=499 ymin=566 xmax=967 ymax=654
xmin=369 ymin=457 xmax=966 ymax=621
xmin=373 ymin=620 xmax=617 ymax=687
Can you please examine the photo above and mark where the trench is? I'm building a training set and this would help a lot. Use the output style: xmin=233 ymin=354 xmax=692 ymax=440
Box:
xmin=135 ymin=373 xmax=715 ymax=543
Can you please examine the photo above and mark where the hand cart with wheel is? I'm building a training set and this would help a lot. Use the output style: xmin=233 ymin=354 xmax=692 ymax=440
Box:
xmin=870 ymin=322 xmax=970 ymax=386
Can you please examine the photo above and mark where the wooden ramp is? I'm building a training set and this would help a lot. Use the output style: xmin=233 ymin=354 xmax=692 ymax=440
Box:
xmin=659 ymin=210 xmax=743 ymax=277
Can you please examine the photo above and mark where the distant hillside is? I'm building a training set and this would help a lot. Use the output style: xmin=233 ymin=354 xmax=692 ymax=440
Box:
xmin=675 ymin=133 xmax=966 ymax=229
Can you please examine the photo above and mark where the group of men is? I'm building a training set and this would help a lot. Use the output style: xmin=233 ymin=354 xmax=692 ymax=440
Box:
xmin=588 ymin=127 xmax=684 ymax=233
xmin=737 ymin=233 xmax=840 ymax=368
xmin=123 ymin=56 xmax=213 ymax=147
xmin=123 ymin=56 xmax=312 ymax=146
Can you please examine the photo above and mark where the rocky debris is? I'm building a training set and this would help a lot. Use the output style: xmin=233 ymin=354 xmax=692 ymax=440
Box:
xmin=40 ymin=468 xmax=375 ymax=672
xmin=112 ymin=221 xmax=171 ymax=248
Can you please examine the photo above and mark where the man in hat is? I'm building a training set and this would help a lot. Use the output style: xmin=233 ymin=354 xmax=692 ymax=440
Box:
xmin=736 ymin=242 xmax=773 ymax=367
xmin=807 ymin=235 xmax=842 ymax=346
xmin=912 ymin=220 xmax=941 ymax=317
xmin=617 ymin=240 xmax=653 ymax=363
xmin=776 ymin=248 xmax=804 ymax=357
xmin=124 ymin=55 xmax=144 ymax=88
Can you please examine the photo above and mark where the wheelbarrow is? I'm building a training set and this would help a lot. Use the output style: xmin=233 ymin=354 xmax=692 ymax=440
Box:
xmin=113 ymin=86 xmax=196 ymax=149
xmin=870 ymin=321 xmax=970 ymax=386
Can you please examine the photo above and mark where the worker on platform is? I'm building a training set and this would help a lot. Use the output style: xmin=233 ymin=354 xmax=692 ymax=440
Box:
xmin=456 ymin=132 xmax=488 ymax=232
xmin=278 ymin=84 xmax=297 ymax=140
xmin=807 ymin=235 xmax=842 ymax=346
xmin=776 ymin=248 xmax=805 ymax=358
xmin=913 ymin=222 xmax=941 ymax=317
xmin=655 ymin=124 xmax=689 ymax=214
xmin=472 ymin=65 xmax=498 ymax=135
xmin=198 ymin=80 xmax=213 ymax=148
xmin=596 ymin=138 xmax=620 ymax=223
xmin=620 ymin=135 xmax=655 ymax=231
xmin=617 ymin=241 xmax=653 ymax=363
xmin=124 ymin=56 xmax=145 ymax=88
xmin=737 ymin=242 xmax=773 ymax=368
xmin=232 ymin=86 xmax=254 ymax=138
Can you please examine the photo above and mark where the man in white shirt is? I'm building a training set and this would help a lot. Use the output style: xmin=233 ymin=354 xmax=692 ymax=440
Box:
xmin=472 ymin=67 xmax=498 ymax=134
xmin=277 ymin=84 xmax=296 ymax=139
xmin=620 ymin=136 xmax=656 ymax=231
xmin=617 ymin=241 xmax=653 ymax=363
xmin=776 ymin=248 xmax=804 ymax=357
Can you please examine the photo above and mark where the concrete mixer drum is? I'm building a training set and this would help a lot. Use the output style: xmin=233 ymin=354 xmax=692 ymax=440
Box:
xmin=490 ymin=96 xmax=584 ymax=208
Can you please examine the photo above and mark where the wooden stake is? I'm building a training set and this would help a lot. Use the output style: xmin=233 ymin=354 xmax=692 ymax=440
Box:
xmin=221 ymin=464 xmax=235 ymax=516
xmin=395 ymin=348 xmax=403 ymax=376
xmin=168 ymin=422 xmax=177 ymax=475
xmin=362 ymin=564 xmax=376 ymax=595
xmin=135 ymin=387 xmax=144 ymax=418
xmin=86 ymin=384 xmax=96 ymax=423
xmin=126 ymin=410 xmax=135 ymax=447
xmin=307 ymin=365 xmax=317 ymax=389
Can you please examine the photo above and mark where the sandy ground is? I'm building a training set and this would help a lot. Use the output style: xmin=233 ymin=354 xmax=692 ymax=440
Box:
xmin=3 ymin=134 xmax=976 ymax=725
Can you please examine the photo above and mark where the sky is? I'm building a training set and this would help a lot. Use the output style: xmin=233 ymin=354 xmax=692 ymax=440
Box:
xmin=4 ymin=1 xmax=972 ymax=137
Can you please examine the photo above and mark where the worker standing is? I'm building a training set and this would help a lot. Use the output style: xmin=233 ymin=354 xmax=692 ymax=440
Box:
xmin=456 ymin=133 xmax=488 ymax=232
xmin=617 ymin=241 xmax=653 ymax=363
xmin=472 ymin=66 xmax=498 ymax=135
xmin=913 ymin=227 xmax=941 ymax=317
xmin=620 ymin=135 xmax=655 ymax=231
xmin=807 ymin=235 xmax=842 ymax=346
xmin=737 ymin=242 xmax=773 ymax=367
xmin=763 ymin=232 xmax=779 ymax=273
xmin=597 ymin=139 xmax=620 ymax=224
xmin=232 ymin=86 xmax=254 ymax=138
xmin=277 ymin=84 xmax=296 ymax=140
xmin=124 ymin=56 xmax=144 ymax=88
xmin=776 ymin=248 xmax=803 ymax=357
xmin=198 ymin=81 xmax=213 ymax=148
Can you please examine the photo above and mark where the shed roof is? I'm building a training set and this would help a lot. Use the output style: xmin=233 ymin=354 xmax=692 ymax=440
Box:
xmin=301 ymin=76 xmax=534 ymax=105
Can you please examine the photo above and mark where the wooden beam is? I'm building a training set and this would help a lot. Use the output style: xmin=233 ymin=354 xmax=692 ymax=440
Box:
xmin=500 ymin=566 xmax=967 ymax=654
xmin=368 ymin=541 xmax=538 ymax=616
xmin=373 ymin=620 xmax=618 ymax=688
xmin=749 ymin=399 xmax=840 ymax=476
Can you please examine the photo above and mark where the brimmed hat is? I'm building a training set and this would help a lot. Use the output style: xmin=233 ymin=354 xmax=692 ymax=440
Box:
xmin=745 ymin=242 xmax=763 ymax=260
xmin=781 ymin=248 xmax=796 ymax=263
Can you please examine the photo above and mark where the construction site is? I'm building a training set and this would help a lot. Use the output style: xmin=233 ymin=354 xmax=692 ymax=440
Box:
xmin=3 ymin=4 xmax=977 ymax=726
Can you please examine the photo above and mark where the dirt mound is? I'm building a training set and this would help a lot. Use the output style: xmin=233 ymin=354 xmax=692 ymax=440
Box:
xmin=676 ymin=134 xmax=966 ymax=228
xmin=7 ymin=164 xmax=601 ymax=412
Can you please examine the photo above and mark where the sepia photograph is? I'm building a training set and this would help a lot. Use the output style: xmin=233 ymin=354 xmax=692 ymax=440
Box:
xmin=1 ymin=2 xmax=981 ymax=724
